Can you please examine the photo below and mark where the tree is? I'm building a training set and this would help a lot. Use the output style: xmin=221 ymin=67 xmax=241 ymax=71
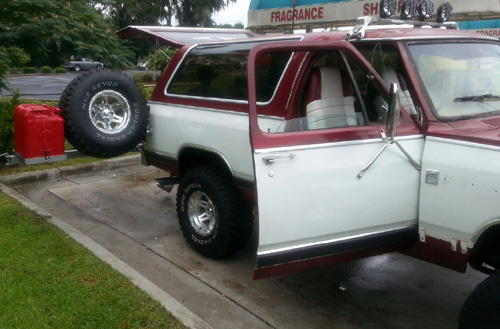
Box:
xmin=0 ymin=49 xmax=8 ymax=92
xmin=92 ymin=0 xmax=238 ymax=28
xmin=213 ymin=22 xmax=245 ymax=29
xmin=0 ymin=0 xmax=133 ymax=68
xmin=90 ymin=0 xmax=174 ymax=29
xmin=173 ymin=0 xmax=237 ymax=27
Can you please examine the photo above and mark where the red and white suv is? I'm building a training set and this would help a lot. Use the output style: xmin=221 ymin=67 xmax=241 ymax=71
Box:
xmin=59 ymin=19 xmax=500 ymax=328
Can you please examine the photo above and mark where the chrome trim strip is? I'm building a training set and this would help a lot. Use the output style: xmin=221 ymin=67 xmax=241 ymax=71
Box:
xmin=427 ymin=136 xmax=500 ymax=152
xmin=163 ymin=43 xmax=197 ymax=95
xmin=472 ymin=219 xmax=500 ymax=243
xmin=286 ymin=52 xmax=308 ymax=109
xmin=359 ymin=35 xmax=499 ymax=42
xmin=255 ymin=135 xmax=424 ymax=154
xmin=258 ymin=225 xmax=417 ymax=256
xmin=148 ymin=101 xmax=284 ymax=122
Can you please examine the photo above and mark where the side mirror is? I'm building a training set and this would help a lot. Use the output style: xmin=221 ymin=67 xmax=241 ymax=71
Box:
xmin=358 ymin=82 xmax=420 ymax=179
xmin=386 ymin=82 xmax=400 ymax=141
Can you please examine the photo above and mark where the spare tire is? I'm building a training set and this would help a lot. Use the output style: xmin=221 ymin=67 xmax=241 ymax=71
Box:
xmin=58 ymin=68 xmax=149 ymax=158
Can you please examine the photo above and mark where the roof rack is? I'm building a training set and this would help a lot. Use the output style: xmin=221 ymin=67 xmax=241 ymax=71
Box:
xmin=345 ymin=16 xmax=459 ymax=41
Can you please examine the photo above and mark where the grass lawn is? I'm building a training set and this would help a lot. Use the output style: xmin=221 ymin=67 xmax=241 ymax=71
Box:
xmin=0 ymin=97 xmax=186 ymax=328
xmin=0 ymin=191 xmax=186 ymax=329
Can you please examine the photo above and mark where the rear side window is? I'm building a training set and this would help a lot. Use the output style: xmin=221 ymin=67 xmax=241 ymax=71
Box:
xmin=166 ymin=41 xmax=292 ymax=102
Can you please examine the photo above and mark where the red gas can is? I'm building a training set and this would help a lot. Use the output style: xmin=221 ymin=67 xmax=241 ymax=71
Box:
xmin=14 ymin=104 xmax=65 ymax=160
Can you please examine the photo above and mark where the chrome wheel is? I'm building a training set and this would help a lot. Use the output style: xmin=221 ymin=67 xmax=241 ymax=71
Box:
xmin=89 ymin=90 xmax=131 ymax=134
xmin=187 ymin=191 xmax=217 ymax=236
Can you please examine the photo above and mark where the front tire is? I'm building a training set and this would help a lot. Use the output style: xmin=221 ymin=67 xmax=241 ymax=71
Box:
xmin=58 ymin=68 xmax=149 ymax=158
xmin=176 ymin=166 xmax=253 ymax=258
xmin=459 ymin=272 xmax=500 ymax=329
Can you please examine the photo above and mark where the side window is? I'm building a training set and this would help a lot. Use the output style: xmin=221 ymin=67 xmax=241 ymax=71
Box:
xmin=358 ymin=44 xmax=421 ymax=123
xmin=167 ymin=50 xmax=248 ymax=100
xmin=273 ymin=50 xmax=387 ymax=133
xmin=254 ymin=52 xmax=292 ymax=102
xmin=166 ymin=42 xmax=292 ymax=103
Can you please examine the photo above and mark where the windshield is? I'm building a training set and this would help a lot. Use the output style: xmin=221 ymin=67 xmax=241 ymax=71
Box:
xmin=408 ymin=42 xmax=500 ymax=119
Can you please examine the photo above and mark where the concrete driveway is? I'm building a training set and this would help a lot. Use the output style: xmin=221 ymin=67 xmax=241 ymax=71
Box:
xmin=0 ymin=157 xmax=487 ymax=329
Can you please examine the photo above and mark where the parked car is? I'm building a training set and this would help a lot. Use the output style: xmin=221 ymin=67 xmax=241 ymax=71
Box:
xmin=57 ymin=19 xmax=500 ymax=328
xmin=65 ymin=58 xmax=103 ymax=71
xmin=137 ymin=60 xmax=149 ymax=70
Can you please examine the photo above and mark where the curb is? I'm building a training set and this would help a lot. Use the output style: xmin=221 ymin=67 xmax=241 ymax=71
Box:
xmin=0 ymin=167 xmax=212 ymax=329
xmin=0 ymin=154 xmax=141 ymax=186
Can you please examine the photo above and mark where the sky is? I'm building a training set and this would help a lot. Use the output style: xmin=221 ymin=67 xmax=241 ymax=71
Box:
xmin=213 ymin=0 xmax=252 ymax=26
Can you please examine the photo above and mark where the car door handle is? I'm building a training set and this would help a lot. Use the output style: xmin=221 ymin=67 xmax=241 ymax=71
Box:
xmin=262 ymin=154 xmax=296 ymax=165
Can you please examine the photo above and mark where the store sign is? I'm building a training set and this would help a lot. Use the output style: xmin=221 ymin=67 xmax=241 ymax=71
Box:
xmin=248 ymin=0 xmax=500 ymax=28
xmin=253 ymin=1 xmax=422 ymax=26
xmin=265 ymin=1 xmax=413 ymax=25
xmin=270 ymin=7 xmax=325 ymax=23
xmin=475 ymin=29 xmax=500 ymax=36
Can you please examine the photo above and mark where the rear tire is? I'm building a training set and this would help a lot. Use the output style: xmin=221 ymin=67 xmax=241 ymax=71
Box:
xmin=176 ymin=166 xmax=253 ymax=258
xmin=459 ymin=272 xmax=500 ymax=329
xmin=58 ymin=68 xmax=149 ymax=158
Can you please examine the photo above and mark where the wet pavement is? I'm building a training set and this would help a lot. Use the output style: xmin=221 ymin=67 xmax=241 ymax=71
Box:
xmin=0 ymin=159 xmax=487 ymax=329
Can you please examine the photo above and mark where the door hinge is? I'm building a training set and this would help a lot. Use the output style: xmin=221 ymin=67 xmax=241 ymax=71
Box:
xmin=418 ymin=227 xmax=426 ymax=242
xmin=460 ymin=239 xmax=468 ymax=254
xmin=451 ymin=236 xmax=457 ymax=251
xmin=450 ymin=236 xmax=468 ymax=254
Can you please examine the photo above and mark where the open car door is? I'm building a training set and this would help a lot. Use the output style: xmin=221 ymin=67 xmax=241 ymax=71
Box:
xmin=247 ymin=41 xmax=425 ymax=279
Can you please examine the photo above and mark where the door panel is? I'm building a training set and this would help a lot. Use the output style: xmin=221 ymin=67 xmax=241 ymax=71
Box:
xmin=255 ymin=137 xmax=424 ymax=255
xmin=419 ymin=136 xmax=500 ymax=242
xmin=247 ymin=41 xmax=423 ymax=276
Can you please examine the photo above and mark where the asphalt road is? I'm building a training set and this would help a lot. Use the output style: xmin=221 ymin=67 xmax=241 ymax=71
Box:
xmin=0 ymin=160 xmax=488 ymax=329
xmin=2 ymin=70 xmax=143 ymax=100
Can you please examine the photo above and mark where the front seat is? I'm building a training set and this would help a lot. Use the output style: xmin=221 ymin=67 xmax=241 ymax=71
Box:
xmin=304 ymin=67 xmax=360 ymax=129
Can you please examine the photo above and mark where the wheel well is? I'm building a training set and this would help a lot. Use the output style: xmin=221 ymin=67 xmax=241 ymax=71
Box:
xmin=178 ymin=147 xmax=232 ymax=178
xmin=469 ymin=224 xmax=500 ymax=275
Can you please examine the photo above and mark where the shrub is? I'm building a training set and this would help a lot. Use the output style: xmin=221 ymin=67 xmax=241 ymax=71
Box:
xmin=0 ymin=47 xmax=30 ymax=68
xmin=132 ymin=72 xmax=154 ymax=83
xmin=146 ymin=48 xmax=177 ymax=72
xmin=8 ymin=68 xmax=18 ymax=74
xmin=55 ymin=67 xmax=67 ymax=74
xmin=0 ymin=92 xmax=19 ymax=154
xmin=137 ymin=82 xmax=154 ymax=100
xmin=40 ymin=66 xmax=52 ymax=73
xmin=22 ymin=67 xmax=37 ymax=74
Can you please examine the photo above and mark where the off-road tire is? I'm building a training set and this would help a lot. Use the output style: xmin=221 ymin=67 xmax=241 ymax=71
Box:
xmin=58 ymin=68 xmax=149 ymax=158
xmin=459 ymin=272 xmax=500 ymax=329
xmin=176 ymin=166 xmax=253 ymax=258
